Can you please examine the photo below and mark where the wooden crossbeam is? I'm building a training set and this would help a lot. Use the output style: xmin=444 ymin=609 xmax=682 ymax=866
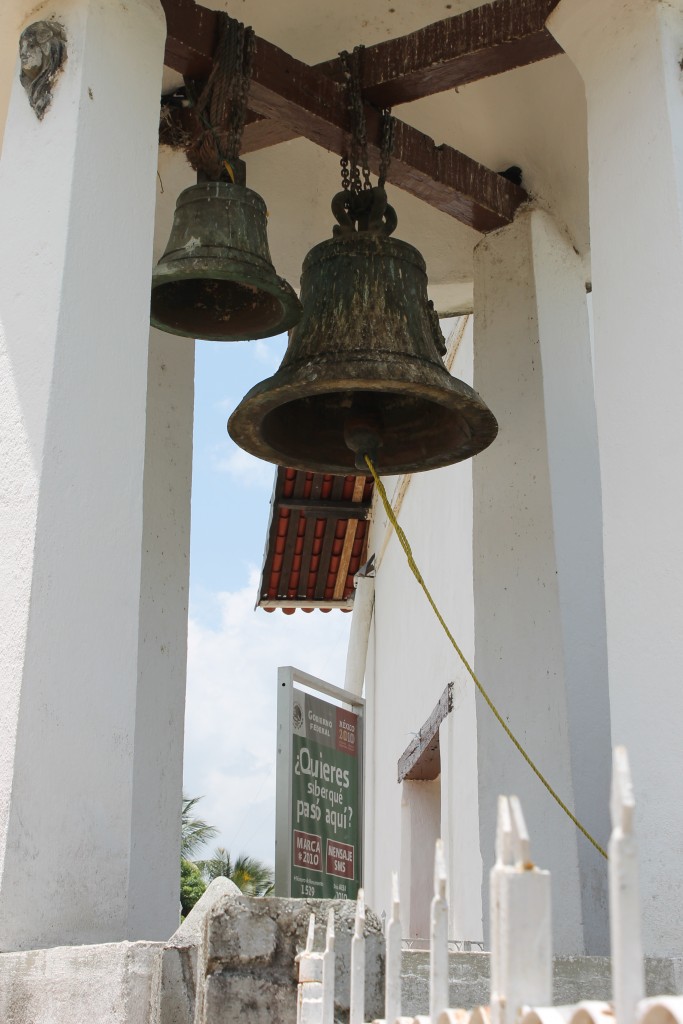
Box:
xmin=315 ymin=0 xmax=562 ymax=106
xmin=160 ymin=0 xmax=529 ymax=231
xmin=398 ymin=682 xmax=454 ymax=783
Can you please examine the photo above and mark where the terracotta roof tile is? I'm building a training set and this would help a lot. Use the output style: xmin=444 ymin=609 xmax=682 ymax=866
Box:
xmin=258 ymin=467 xmax=374 ymax=612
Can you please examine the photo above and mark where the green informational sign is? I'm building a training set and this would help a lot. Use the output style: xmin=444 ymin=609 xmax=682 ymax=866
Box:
xmin=290 ymin=691 xmax=361 ymax=899
xmin=276 ymin=668 xmax=364 ymax=901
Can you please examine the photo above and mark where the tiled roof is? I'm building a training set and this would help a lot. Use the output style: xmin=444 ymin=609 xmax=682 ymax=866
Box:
xmin=259 ymin=468 xmax=374 ymax=613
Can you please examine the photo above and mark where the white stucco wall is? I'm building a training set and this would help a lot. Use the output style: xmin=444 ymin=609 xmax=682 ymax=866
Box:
xmin=0 ymin=0 xmax=187 ymax=950
xmin=472 ymin=209 xmax=610 ymax=956
xmin=363 ymin=318 xmax=483 ymax=942
xmin=549 ymin=0 xmax=683 ymax=958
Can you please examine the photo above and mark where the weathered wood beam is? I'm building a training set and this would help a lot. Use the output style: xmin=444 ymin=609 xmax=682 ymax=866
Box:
xmin=315 ymin=0 xmax=562 ymax=107
xmin=247 ymin=34 xmax=526 ymax=230
xmin=398 ymin=682 xmax=454 ymax=783
xmin=163 ymin=0 xmax=218 ymax=79
xmin=162 ymin=0 xmax=561 ymax=101
xmin=160 ymin=0 xmax=529 ymax=230
xmin=279 ymin=498 xmax=372 ymax=519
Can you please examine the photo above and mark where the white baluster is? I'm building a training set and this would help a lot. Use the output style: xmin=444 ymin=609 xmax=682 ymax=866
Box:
xmin=490 ymin=796 xmax=552 ymax=1024
xmin=430 ymin=839 xmax=450 ymax=1024
xmin=610 ymin=746 xmax=644 ymax=1024
xmin=350 ymin=889 xmax=366 ymax=1024
xmin=638 ymin=997 xmax=683 ymax=1024
xmin=322 ymin=908 xmax=335 ymax=1024
xmin=385 ymin=871 xmax=402 ymax=1024
xmin=491 ymin=796 xmax=514 ymax=1024
xmin=297 ymin=913 xmax=324 ymax=1024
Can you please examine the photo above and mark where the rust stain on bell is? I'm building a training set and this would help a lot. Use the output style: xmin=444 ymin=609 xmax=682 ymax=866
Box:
xmin=228 ymin=187 xmax=498 ymax=475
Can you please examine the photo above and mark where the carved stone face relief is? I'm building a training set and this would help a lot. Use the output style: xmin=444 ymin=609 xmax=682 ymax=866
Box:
xmin=19 ymin=21 xmax=67 ymax=120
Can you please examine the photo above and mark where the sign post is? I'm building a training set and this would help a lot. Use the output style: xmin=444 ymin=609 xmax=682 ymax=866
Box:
xmin=276 ymin=666 xmax=365 ymax=899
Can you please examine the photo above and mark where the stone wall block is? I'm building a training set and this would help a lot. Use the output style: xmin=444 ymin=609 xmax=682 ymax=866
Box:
xmin=155 ymin=878 xmax=241 ymax=1024
xmin=196 ymin=896 xmax=385 ymax=1024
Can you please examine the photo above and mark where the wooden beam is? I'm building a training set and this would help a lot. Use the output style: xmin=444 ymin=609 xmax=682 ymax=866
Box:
xmin=163 ymin=0 xmax=217 ymax=79
xmin=279 ymin=498 xmax=371 ymax=519
xmin=333 ymin=477 xmax=366 ymax=601
xmin=315 ymin=0 xmax=562 ymax=107
xmin=247 ymin=34 xmax=526 ymax=231
xmin=398 ymin=682 xmax=454 ymax=782
xmin=160 ymin=0 xmax=528 ymax=231
xmin=162 ymin=0 xmax=561 ymax=101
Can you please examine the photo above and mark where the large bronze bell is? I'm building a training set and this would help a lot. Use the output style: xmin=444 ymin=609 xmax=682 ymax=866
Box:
xmin=150 ymin=177 xmax=302 ymax=341
xmin=228 ymin=187 xmax=498 ymax=475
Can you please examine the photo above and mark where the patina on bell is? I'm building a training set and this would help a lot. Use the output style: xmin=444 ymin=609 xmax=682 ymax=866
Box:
xmin=228 ymin=187 xmax=498 ymax=475
xmin=150 ymin=171 xmax=302 ymax=341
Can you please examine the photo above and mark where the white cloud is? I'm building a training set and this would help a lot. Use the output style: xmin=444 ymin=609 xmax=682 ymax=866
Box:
xmin=183 ymin=570 xmax=352 ymax=867
xmin=252 ymin=337 xmax=285 ymax=370
xmin=211 ymin=441 xmax=275 ymax=490
xmin=215 ymin=395 xmax=237 ymax=413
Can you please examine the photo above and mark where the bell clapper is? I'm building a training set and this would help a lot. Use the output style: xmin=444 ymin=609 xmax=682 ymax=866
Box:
xmin=343 ymin=409 xmax=384 ymax=473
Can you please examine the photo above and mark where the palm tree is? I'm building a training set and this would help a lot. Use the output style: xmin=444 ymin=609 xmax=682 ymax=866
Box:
xmin=181 ymin=795 xmax=219 ymax=860
xmin=198 ymin=846 xmax=274 ymax=896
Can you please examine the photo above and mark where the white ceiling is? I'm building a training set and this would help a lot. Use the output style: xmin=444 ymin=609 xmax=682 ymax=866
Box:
xmin=164 ymin=0 xmax=590 ymax=313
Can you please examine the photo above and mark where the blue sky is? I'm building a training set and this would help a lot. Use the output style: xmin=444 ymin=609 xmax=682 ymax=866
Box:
xmin=183 ymin=336 xmax=352 ymax=867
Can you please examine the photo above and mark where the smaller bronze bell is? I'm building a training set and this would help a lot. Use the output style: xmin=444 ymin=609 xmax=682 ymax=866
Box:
xmin=228 ymin=187 xmax=498 ymax=475
xmin=151 ymin=178 xmax=302 ymax=341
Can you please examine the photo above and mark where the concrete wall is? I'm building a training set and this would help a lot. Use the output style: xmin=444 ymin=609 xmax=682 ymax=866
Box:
xmin=363 ymin=317 xmax=482 ymax=943
xmin=0 ymin=0 xmax=192 ymax=949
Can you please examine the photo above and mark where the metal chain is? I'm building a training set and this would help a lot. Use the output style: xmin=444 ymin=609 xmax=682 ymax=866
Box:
xmin=339 ymin=46 xmax=395 ymax=196
xmin=339 ymin=45 xmax=371 ymax=194
xmin=378 ymin=109 xmax=395 ymax=189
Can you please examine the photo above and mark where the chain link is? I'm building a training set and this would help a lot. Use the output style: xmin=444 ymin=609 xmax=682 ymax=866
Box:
xmin=378 ymin=109 xmax=395 ymax=189
xmin=339 ymin=45 xmax=394 ymax=196
xmin=339 ymin=46 xmax=370 ymax=194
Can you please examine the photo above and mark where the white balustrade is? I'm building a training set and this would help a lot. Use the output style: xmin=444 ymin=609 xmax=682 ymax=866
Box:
xmin=295 ymin=746 xmax=670 ymax=1024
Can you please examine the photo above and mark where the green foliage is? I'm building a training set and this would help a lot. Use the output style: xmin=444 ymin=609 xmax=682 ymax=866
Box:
xmin=180 ymin=796 xmax=273 ymax=918
xmin=181 ymin=795 xmax=219 ymax=860
xmin=180 ymin=857 xmax=206 ymax=916
xmin=197 ymin=846 xmax=274 ymax=896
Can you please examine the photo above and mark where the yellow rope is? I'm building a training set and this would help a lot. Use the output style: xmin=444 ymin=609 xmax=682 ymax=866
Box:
xmin=364 ymin=454 xmax=608 ymax=861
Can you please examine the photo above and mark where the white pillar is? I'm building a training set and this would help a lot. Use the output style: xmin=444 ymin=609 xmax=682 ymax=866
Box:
xmin=128 ymin=148 xmax=195 ymax=938
xmin=0 ymin=0 xmax=170 ymax=949
xmin=472 ymin=208 xmax=611 ymax=954
xmin=548 ymin=0 xmax=683 ymax=958
xmin=344 ymin=574 xmax=375 ymax=696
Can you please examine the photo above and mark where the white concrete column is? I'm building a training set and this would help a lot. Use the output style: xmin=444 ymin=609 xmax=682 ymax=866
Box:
xmin=344 ymin=575 xmax=375 ymax=696
xmin=548 ymin=0 xmax=683 ymax=958
xmin=472 ymin=208 xmax=611 ymax=954
xmin=0 ymin=0 xmax=169 ymax=949
xmin=440 ymin=703 xmax=483 ymax=943
xmin=127 ymin=148 xmax=196 ymax=939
